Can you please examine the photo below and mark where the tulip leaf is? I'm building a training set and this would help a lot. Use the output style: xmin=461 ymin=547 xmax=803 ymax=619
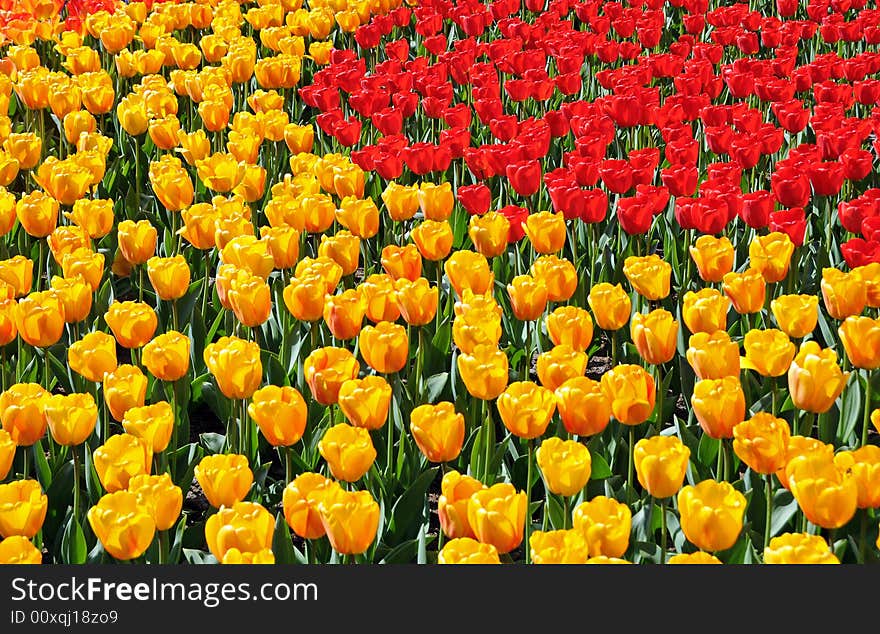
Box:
xmin=83 ymin=444 xmax=103 ymax=506
xmin=31 ymin=439 xmax=52 ymax=491
xmin=697 ymin=435 xmax=720 ymax=469
xmin=87 ymin=541 xmax=107 ymax=564
xmin=835 ymin=373 xmax=861 ymax=447
xmin=183 ymin=549 xmax=217 ymax=564
xmin=770 ymin=489 xmax=799 ymax=537
xmin=589 ymin=450 xmax=612 ymax=480
xmin=424 ymin=372 xmax=449 ymax=403
xmin=272 ymin=512 xmax=300 ymax=564
xmin=43 ymin=461 xmax=74 ymax=548
xmin=199 ymin=432 xmax=226 ymax=455
xmin=189 ymin=310 xmax=207 ymax=375
xmin=169 ymin=517 xmax=187 ymax=565
xmin=61 ymin=516 xmax=87 ymax=564
xmin=378 ymin=538 xmax=419 ymax=564
xmin=387 ymin=466 xmax=437 ymax=544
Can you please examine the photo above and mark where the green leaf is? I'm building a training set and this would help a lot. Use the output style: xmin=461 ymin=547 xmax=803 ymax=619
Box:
xmin=770 ymin=489 xmax=799 ymax=537
xmin=272 ymin=512 xmax=299 ymax=564
xmin=424 ymin=372 xmax=449 ymax=403
xmin=61 ymin=516 xmax=87 ymax=565
xmin=168 ymin=517 xmax=187 ymax=565
xmin=387 ymin=466 xmax=437 ymax=544
xmin=697 ymin=434 xmax=720 ymax=468
xmin=835 ymin=374 xmax=861 ymax=446
xmin=589 ymin=450 xmax=612 ymax=480
xmin=31 ymin=440 xmax=52 ymax=490
xmin=378 ymin=538 xmax=419 ymax=564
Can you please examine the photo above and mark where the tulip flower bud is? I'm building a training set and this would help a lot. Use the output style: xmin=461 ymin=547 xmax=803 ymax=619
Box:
xmin=117 ymin=219 xmax=157 ymax=265
xmin=467 ymin=483 xmax=527 ymax=554
xmin=104 ymin=301 xmax=158 ymax=349
xmin=468 ymin=212 xmax=509 ymax=259
xmin=741 ymin=329 xmax=796 ymax=377
xmin=0 ymin=480 xmax=48 ymax=538
xmin=205 ymin=501 xmax=274 ymax=561
xmin=283 ymin=472 xmax=334 ymax=540
xmin=667 ymin=552 xmax=722 ymax=564
xmin=318 ymin=423 xmax=376 ymax=483
xmin=634 ymin=435 xmax=690 ymax=498
xmin=360 ymin=321 xmax=408 ymax=374
xmin=283 ymin=274 xmax=327 ymax=322
xmin=681 ymin=288 xmax=730 ymax=334
xmin=438 ymin=471 xmax=485 ymax=540
xmin=788 ymin=341 xmax=848 ymax=414
xmin=0 ymin=536 xmax=42 ymax=564
xmin=0 ymin=429 xmax=14 ymax=480
xmin=507 ymin=274 xmax=549 ymax=322
xmin=304 ymin=346 xmax=360 ymax=406
xmin=600 ymin=364 xmax=656 ymax=425
xmin=833 ymin=446 xmax=880 ymax=509
xmin=529 ymin=529 xmax=590 ymax=564
xmin=535 ymin=344 xmax=587 ymax=392
xmin=93 ymin=433 xmax=152 ymax=493
xmin=418 ymin=182 xmax=454 ymax=221
xmin=588 ymin=282 xmax=632 ymax=331
xmin=248 ymin=385 xmax=308 ymax=447
xmin=523 ymin=211 xmax=566 ymax=254
xmin=732 ymin=413 xmax=791 ymax=475
xmin=678 ymin=480 xmax=746 ymax=552
xmin=839 ymin=316 xmax=880 ymax=369
xmin=44 ymin=392 xmax=98 ymax=447
xmin=788 ymin=452 xmax=857 ymax=529
xmin=722 ymin=268 xmax=766 ymax=315
xmin=412 ymin=220 xmax=454 ymax=261
xmin=203 ymin=336 xmax=263 ymax=400
xmin=749 ymin=231 xmax=794 ymax=283
xmin=128 ymin=473 xmax=183 ymax=532
xmin=537 ymin=437 xmax=591 ymax=497
xmin=195 ymin=453 xmax=254 ymax=509
xmin=323 ymin=289 xmax=366 ymax=341
xmin=50 ymin=275 xmax=92 ymax=323
xmin=572 ymin=496 xmax=631 ymax=558
xmin=457 ymin=344 xmax=509 ymax=401
xmin=691 ymin=377 xmax=746 ymax=439
xmin=381 ymin=244 xmax=422 ymax=282
xmin=686 ymin=330 xmax=740 ymax=380
xmin=410 ymin=401 xmax=465 ymax=464
xmin=317 ymin=486 xmax=380 ymax=556
xmin=623 ymin=254 xmax=671 ymax=301
xmin=15 ymin=291 xmax=65 ymax=348
xmin=631 ymin=308 xmax=678 ymax=365
xmin=689 ymin=235 xmax=734 ymax=283
xmin=438 ymin=537 xmax=501 ymax=564
xmin=763 ymin=532 xmax=839 ymax=564
xmin=122 ymin=402 xmax=174 ymax=454
xmin=142 ymin=330 xmax=190 ymax=382
xmin=87 ymin=491 xmax=155 ymax=561
xmin=337 ymin=376 xmax=392 ymax=431
xmin=821 ymin=267 xmax=866 ymax=320
xmin=546 ymin=305 xmax=594 ymax=352
xmin=531 ymin=255 xmax=577 ymax=303
xmin=0 ymin=383 xmax=49 ymax=446
xmin=68 ymin=331 xmax=118 ymax=383
xmin=147 ymin=255 xmax=190 ymax=301
xmin=319 ymin=231 xmax=361 ymax=277
xmin=444 ymin=250 xmax=493 ymax=297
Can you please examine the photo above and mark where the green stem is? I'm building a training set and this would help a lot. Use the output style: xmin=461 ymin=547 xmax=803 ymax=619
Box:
xmin=284 ymin=446 xmax=294 ymax=484
xmin=563 ymin=495 xmax=570 ymax=530
xmin=483 ymin=400 xmax=493 ymax=484
xmin=72 ymin=446 xmax=81 ymax=522
xmin=525 ymin=438 xmax=534 ymax=565
xmin=158 ymin=529 xmax=169 ymax=564
xmin=138 ymin=265 xmax=144 ymax=303
xmin=659 ymin=498 xmax=667 ymax=564
xmin=201 ymin=250 xmax=211 ymax=318
xmin=169 ymin=380 xmax=178 ymax=472
xmin=764 ymin=474 xmax=773 ymax=553
xmin=862 ymin=371 xmax=872 ymax=447
xmin=22 ymin=445 xmax=29 ymax=479
xmin=627 ymin=425 xmax=635 ymax=506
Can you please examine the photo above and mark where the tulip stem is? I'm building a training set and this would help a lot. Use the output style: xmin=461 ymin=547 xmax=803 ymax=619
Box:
xmin=611 ymin=330 xmax=618 ymax=367
xmin=563 ymin=495 xmax=570 ymax=530
xmin=158 ymin=529 xmax=169 ymax=565
xmin=201 ymin=250 xmax=211 ymax=318
xmin=800 ymin=411 xmax=816 ymax=438
xmin=171 ymin=299 xmax=179 ymax=333
xmin=659 ymin=498 xmax=667 ymax=564
xmin=627 ymin=426 xmax=635 ymax=507
xmin=72 ymin=446 xmax=81 ymax=523
xmin=36 ymin=238 xmax=44 ymax=292
xmin=138 ymin=265 xmax=144 ymax=303
xmin=862 ymin=371 xmax=872 ymax=447
xmin=764 ymin=474 xmax=773 ymax=553
xmin=169 ymin=380 xmax=179 ymax=475
xmin=43 ymin=349 xmax=50 ymax=392
xmin=22 ymin=445 xmax=29 ymax=479
xmin=525 ymin=438 xmax=534 ymax=565
xmin=284 ymin=446 xmax=294 ymax=484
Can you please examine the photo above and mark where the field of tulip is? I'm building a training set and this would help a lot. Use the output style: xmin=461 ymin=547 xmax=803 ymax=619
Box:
xmin=0 ymin=0 xmax=878 ymax=566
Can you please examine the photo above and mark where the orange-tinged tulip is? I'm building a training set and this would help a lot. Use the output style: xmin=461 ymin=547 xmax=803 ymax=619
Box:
xmin=283 ymin=275 xmax=326 ymax=322
xmin=195 ymin=454 xmax=254 ymax=509
xmin=572 ymin=496 xmax=631 ymax=558
xmin=631 ymin=309 xmax=678 ymax=365
xmin=438 ymin=470 xmax=485 ymax=539
xmin=203 ymin=336 xmax=262 ymax=400
xmin=228 ymin=271 xmax=272 ymax=328
xmin=304 ymin=346 xmax=360 ymax=406
xmin=763 ymin=532 xmax=839 ymax=564
xmin=523 ymin=211 xmax=566 ymax=254
xmin=48 ymin=225 xmax=91 ymax=264
xmin=839 ymin=316 xmax=880 ymax=370
xmin=4 ymin=133 xmax=41 ymax=171
xmin=15 ymin=190 xmax=58 ymax=238
xmin=623 ymin=254 xmax=671 ymax=301
xmin=394 ymin=277 xmax=438 ymax=327
xmin=771 ymin=293 xmax=819 ymax=339
xmin=176 ymin=129 xmax=211 ymax=166
xmin=777 ymin=436 xmax=835 ymax=491
xmin=337 ymin=376 xmax=392 ymax=431
xmin=68 ymin=331 xmax=117 ymax=383
xmin=531 ymin=255 xmax=577 ymax=302
xmin=457 ymin=344 xmax=509 ymax=401
xmin=681 ymin=288 xmax=730 ymax=335
xmin=35 ymin=157 xmax=93 ymax=206
xmin=358 ymin=274 xmax=400 ymax=324
xmin=0 ymin=383 xmax=49 ymax=446
xmin=317 ymin=486 xmax=380 ymax=555
xmin=65 ymin=198 xmax=113 ymax=239
xmin=0 ymin=300 xmax=14 ymax=346
xmin=467 ymin=483 xmax=527 ymax=554
xmin=600 ymin=364 xmax=656 ymax=425
xmin=722 ymin=268 xmax=766 ymax=315
xmin=686 ymin=330 xmax=740 ymax=380
xmin=336 ymin=197 xmax=379 ymax=240
xmin=117 ymin=219 xmax=157 ymax=266
xmin=121 ymin=402 xmax=174 ymax=454
xmin=104 ymin=301 xmax=157 ymax=349
xmin=16 ymin=291 xmax=65 ymax=348
xmin=821 ymin=267 xmax=866 ymax=320
xmin=546 ymin=305 xmax=593 ymax=351
xmin=410 ymin=401 xmax=465 ymax=463
xmin=86 ymin=491 xmax=155 ymax=561
xmin=360 ymin=321 xmax=408 ymax=374
xmin=63 ymin=110 xmax=96 ymax=145
xmin=536 ymin=344 xmax=587 ymax=392
xmin=381 ymin=182 xmax=419 ymax=222
xmin=555 ymin=376 xmax=612 ymax=437
xmin=788 ymin=341 xmax=848 ymax=414
xmin=855 ymin=262 xmax=880 ymax=308
xmin=787 ymin=452 xmax=858 ymax=529
xmin=116 ymin=93 xmax=149 ymax=136
xmin=283 ymin=123 xmax=314 ymax=154
xmin=732 ymin=413 xmax=791 ymax=475
xmin=497 ymin=381 xmax=556 ymax=439
xmin=438 ymin=537 xmax=501 ymax=564
xmin=0 ymin=429 xmax=14 ymax=480
xmin=0 ymin=256 xmax=32 ymax=298
xmin=142 ymin=330 xmax=190 ymax=382
xmin=0 ymin=480 xmax=47 ymax=539
xmin=444 ymin=250 xmax=493 ymax=297
xmin=749 ymin=231 xmax=794 ymax=283
xmin=248 ymin=385 xmax=308 ymax=447
xmin=44 ymin=392 xmax=97 ymax=446
xmin=412 ymin=220 xmax=454 ymax=261
xmin=318 ymin=423 xmax=376 ymax=482
xmin=283 ymin=472 xmax=334 ymax=539
xmin=0 ymin=536 xmax=42 ymax=564
xmin=0 ymin=189 xmax=17 ymax=238
xmin=381 ymin=244 xmax=422 ymax=282
xmin=537 ymin=437 xmax=591 ymax=497
xmin=93 ymin=433 xmax=152 ymax=493
xmin=667 ymin=551 xmax=722 ymax=564
xmin=741 ymin=329 xmax=796 ymax=377
xmin=61 ymin=248 xmax=103 ymax=292
xmin=323 ymin=289 xmax=365 ymax=341
xmin=691 ymin=377 xmax=746 ymax=439
xmin=197 ymin=152 xmax=246 ymax=193
xmin=834 ymin=446 xmax=880 ymax=509
xmin=205 ymin=501 xmax=274 ymax=561
xmin=318 ymin=231 xmax=360 ymax=277
xmin=508 ymin=274 xmax=548 ymax=321
xmin=588 ymin=282 xmax=632 ymax=331
xmin=452 ymin=305 xmax=502 ymax=354
xmin=128 ymin=473 xmax=182 ymax=532
xmin=468 ymin=212 xmax=509 ymax=259
xmin=221 ymin=235 xmax=274 ymax=280
xmin=689 ymin=235 xmax=734 ymax=283
xmin=418 ymin=182 xmax=454 ymax=221
xmin=259 ymin=225 xmax=300 ymax=270
xmin=147 ymin=255 xmax=190 ymax=301
xmin=529 ymin=529 xmax=589 ymax=564
xmin=677 ymin=479 xmax=747 ymax=552
xmin=634 ymin=435 xmax=690 ymax=498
